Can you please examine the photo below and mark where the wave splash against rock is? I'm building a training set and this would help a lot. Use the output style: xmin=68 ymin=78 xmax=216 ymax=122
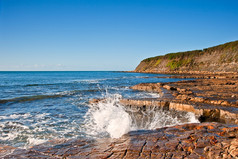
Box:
xmin=84 ymin=93 xmax=199 ymax=139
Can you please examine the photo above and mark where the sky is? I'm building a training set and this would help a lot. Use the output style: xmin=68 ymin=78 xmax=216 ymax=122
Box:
xmin=0 ymin=0 xmax=238 ymax=71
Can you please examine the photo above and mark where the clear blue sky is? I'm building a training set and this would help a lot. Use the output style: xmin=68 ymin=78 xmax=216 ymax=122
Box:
xmin=0 ymin=0 xmax=238 ymax=71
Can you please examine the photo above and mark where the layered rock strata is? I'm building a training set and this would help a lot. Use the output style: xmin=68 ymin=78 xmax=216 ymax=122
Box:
xmin=128 ymin=76 xmax=238 ymax=124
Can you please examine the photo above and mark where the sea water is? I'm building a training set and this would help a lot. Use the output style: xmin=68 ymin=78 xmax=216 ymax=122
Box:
xmin=0 ymin=71 xmax=198 ymax=148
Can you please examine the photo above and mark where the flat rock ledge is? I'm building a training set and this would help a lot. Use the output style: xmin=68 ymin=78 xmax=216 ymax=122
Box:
xmin=1 ymin=122 xmax=237 ymax=159
xmin=129 ymin=77 xmax=238 ymax=125
xmin=120 ymin=99 xmax=238 ymax=125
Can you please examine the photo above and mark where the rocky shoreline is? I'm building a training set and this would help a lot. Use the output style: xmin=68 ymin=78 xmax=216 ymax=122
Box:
xmin=1 ymin=123 xmax=237 ymax=159
xmin=1 ymin=73 xmax=238 ymax=158
xmin=127 ymin=74 xmax=238 ymax=124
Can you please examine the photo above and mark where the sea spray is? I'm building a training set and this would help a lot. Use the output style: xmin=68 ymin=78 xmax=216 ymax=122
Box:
xmin=84 ymin=93 xmax=199 ymax=139
xmin=129 ymin=108 xmax=199 ymax=130
xmin=84 ymin=94 xmax=132 ymax=138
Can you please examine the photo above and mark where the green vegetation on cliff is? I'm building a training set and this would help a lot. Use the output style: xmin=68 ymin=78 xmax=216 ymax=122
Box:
xmin=135 ymin=40 xmax=238 ymax=72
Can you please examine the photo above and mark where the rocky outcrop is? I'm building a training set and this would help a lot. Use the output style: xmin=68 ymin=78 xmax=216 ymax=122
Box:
xmin=161 ymin=78 xmax=238 ymax=107
xmin=130 ymin=83 xmax=162 ymax=93
xmin=127 ymin=76 xmax=238 ymax=124
xmin=120 ymin=99 xmax=238 ymax=124
xmin=131 ymin=76 xmax=238 ymax=107
xmin=2 ymin=123 xmax=237 ymax=158
xmin=135 ymin=40 xmax=238 ymax=73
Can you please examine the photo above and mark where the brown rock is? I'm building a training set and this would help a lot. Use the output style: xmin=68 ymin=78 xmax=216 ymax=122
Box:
xmin=3 ymin=123 xmax=238 ymax=158
xmin=130 ymin=83 xmax=162 ymax=92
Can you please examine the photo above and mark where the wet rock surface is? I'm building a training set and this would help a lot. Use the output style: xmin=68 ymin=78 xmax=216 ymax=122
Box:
xmin=1 ymin=123 xmax=237 ymax=159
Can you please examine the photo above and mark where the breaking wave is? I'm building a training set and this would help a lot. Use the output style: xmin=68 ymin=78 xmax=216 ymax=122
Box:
xmin=83 ymin=93 xmax=199 ymax=139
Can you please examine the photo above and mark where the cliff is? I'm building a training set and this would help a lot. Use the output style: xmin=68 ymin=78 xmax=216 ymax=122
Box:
xmin=135 ymin=40 xmax=238 ymax=73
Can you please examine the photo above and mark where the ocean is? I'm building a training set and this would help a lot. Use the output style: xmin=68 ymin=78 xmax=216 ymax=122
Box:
xmin=0 ymin=71 xmax=198 ymax=148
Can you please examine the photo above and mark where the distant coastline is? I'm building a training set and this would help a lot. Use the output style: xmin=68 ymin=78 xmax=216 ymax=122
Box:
xmin=134 ymin=40 xmax=238 ymax=73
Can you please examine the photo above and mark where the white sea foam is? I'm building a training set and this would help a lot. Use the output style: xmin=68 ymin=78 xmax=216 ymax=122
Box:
xmin=125 ymin=92 xmax=160 ymax=99
xmin=0 ymin=112 xmax=60 ymax=148
xmin=35 ymin=113 xmax=50 ymax=119
xmin=26 ymin=138 xmax=47 ymax=147
xmin=130 ymin=108 xmax=199 ymax=130
xmin=146 ymin=92 xmax=160 ymax=98
xmin=0 ymin=113 xmax=31 ymax=120
xmin=186 ymin=112 xmax=199 ymax=123
xmin=84 ymin=93 xmax=199 ymax=139
xmin=84 ymin=94 xmax=131 ymax=138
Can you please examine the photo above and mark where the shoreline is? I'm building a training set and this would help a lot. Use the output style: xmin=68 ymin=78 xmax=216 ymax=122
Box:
xmin=127 ymin=73 xmax=238 ymax=124
xmin=126 ymin=70 xmax=238 ymax=76
xmin=1 ymin=72 xmax=238 ymax=158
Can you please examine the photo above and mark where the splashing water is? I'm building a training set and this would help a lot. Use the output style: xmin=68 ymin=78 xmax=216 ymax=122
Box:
xmin=129 ymin=108 xmax=198 ymax=130
xmin=84 ymin=93 xmax=199 ymax=139
xmin=84 ymin=94 xmax=132 ymax=138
